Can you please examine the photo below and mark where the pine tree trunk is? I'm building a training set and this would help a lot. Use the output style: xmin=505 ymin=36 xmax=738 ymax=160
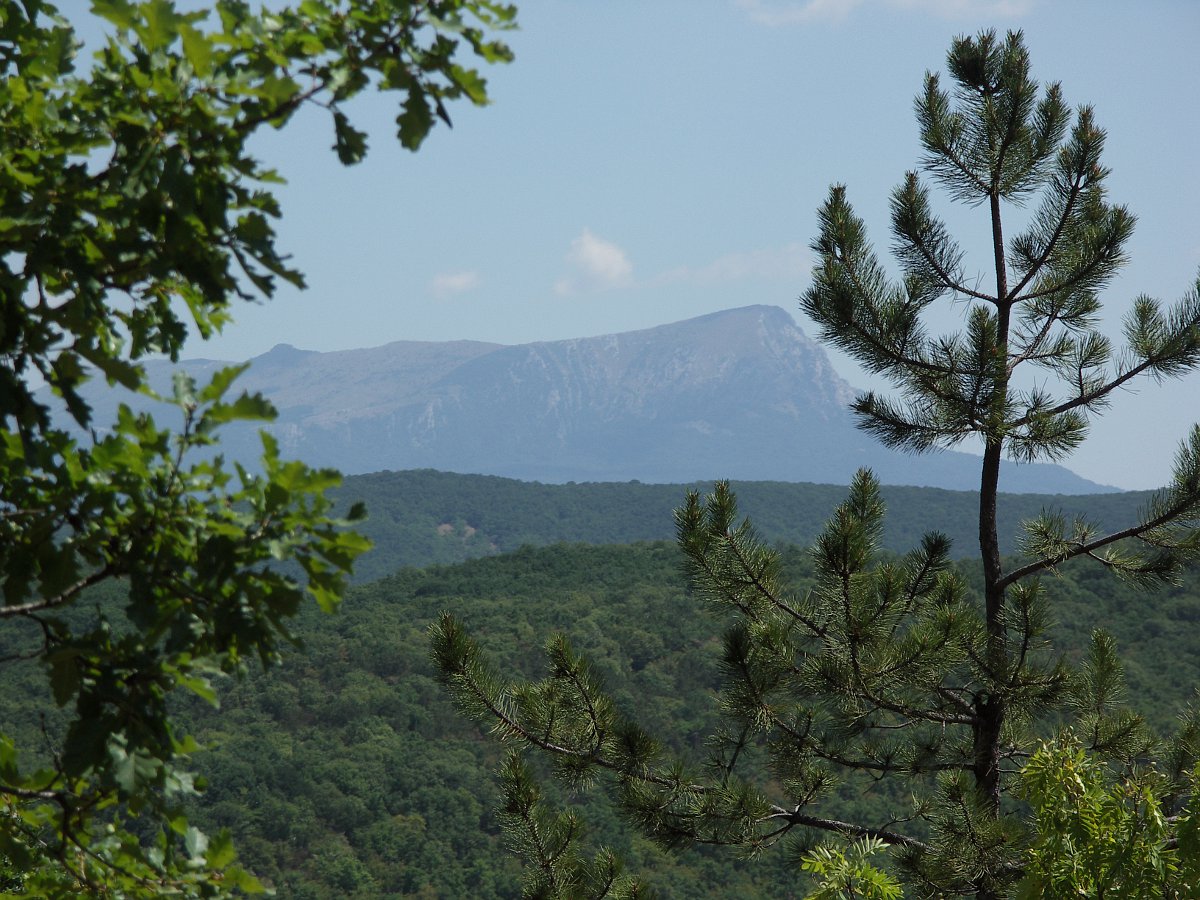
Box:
xmin=973 ymin=189 xmax=1013 ymax=900
xmin=977 ymin=437 xmax=1006 ymax=816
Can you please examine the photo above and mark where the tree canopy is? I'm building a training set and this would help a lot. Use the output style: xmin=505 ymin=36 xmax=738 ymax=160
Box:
xmin=0 ymin=0 xmax=514 ymax=895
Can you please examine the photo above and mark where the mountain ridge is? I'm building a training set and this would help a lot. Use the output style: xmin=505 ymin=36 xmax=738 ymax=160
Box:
xmin=65 ymin=305 xmax=1114 ymax=493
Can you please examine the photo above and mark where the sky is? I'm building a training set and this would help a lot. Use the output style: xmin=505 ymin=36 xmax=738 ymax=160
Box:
xmin=87 ymin=0 xmax=1200 ymax=490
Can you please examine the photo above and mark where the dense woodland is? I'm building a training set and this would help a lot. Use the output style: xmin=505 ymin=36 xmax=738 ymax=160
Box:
xmin=4 ymin=526 xmax=1195 ymax=897
xmin=335 ymin=469 xmax=1152 ymax=580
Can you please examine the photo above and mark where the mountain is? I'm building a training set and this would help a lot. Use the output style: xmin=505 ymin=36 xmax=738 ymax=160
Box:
xmin=68 ymin=305 xmax=1113 ymax=493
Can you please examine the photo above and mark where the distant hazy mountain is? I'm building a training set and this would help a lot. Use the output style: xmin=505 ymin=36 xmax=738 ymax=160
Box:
xmin=68 ymin=305 xmax=1114 ymax=493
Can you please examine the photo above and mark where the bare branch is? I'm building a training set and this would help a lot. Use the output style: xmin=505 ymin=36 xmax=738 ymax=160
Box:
xmin=764 ymin=806 xmax=932 ymax=851
xmin=0 ymin=564 xmax=116 ymax=618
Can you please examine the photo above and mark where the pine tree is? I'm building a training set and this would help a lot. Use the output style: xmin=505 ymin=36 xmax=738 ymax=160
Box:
xmin=433 ymin=30 xmax=1200 ymax=898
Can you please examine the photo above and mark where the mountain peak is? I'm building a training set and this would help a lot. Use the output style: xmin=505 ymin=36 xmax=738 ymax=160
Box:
xmin=54 ymin=307 xmax=1112 ymax=494
xmin=255 ymin=343 xmax=319 ymax=365
xmin=634 ymin=304 xmax=805 ymax=341
xmin=222 ymin=306 xmax=1105 ymax=493
xmin=684 ymin=304 xmax=800 ymax=328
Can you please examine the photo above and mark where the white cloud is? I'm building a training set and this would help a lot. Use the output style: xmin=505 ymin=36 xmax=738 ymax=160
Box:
xmin=556 ymin=229 xmax=633 ymax=295
xmin=653 ymin=242 xmax=811 ymax=287
xmin=736 ymin=0 xmax=864 ymax=26
xmin=553 ymin=235 xmax=809 ymax=296
xmin=569 ymin=229 xmax=633 ymax=284
xmin=887 ymin=0 xmax=1032 ymax=16
xmin=431 ymin=271 xmax=480 ymax=298
xmin=738 ymin=0 xmax=1030 ymax=25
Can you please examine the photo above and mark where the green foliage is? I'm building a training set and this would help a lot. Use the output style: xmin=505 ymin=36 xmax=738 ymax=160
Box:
xmin=437 ymin=478 xmax=1026 ymax=895
xmin=800 ymin=838 xmax=902 ymax=900
xmin=791 ymin=734 xmax=1200 ymax=899
xmin=220 ymin=541 xmax=1200 ymax=897
xmin=426 ymin=536 xmax=1200 ymax=897
xmin=496 ymin=752 xmax=650 ymax=899
xmin=0 ymin=537 xmax=1193 ymax=896
xmin=0 ymin=374 xmax=368 ymax=896
xmin=0 ymin=0 xmax=513 ymax=894
xmin=184 ymin=541 xmax=807 ymax=897
xmin=336 ymin=468 xmax=1156 ymax=580
xmin=1016 ymin=735 xmax=1200 ymax=899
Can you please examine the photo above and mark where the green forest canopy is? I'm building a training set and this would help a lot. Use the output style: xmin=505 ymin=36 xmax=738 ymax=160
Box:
xmin=335 ymin=468 xmax=1155 ymax=579
xmin=3 ymin=538 xmax=1197 ymax=897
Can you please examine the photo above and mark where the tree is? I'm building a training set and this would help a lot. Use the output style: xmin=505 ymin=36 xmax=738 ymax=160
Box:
xmin=1015 ymin=733 xmax=1200 ymax=899
xmin=432 ymin=30 xmax=1200 ymax=899
xmin=0 ymin=0 xmax=514 ymax=895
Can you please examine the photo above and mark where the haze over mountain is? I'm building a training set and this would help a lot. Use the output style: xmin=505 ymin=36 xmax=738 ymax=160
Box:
xmin=76 ymin=306 xmax=1113 ymax=493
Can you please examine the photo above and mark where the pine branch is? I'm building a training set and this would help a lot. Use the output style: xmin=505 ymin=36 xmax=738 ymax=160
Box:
xmin=1005 ymin=175 xmax=1084 ymax=304
xmin=1008 ymin=342 xmax=1194 ymax=431
xmin=677 ymin=486 xmax=829 ymax=637
xmin=765 ymin=807 xmax=932 ymax=851
xmin=1007 ymin=301 xmax=1071 ymax=372
xmin=937 ymin=686 xmax=978 ymax=718
xmin=1000 ymin=493 xmax=1199 ymax=591
xmin=891 ymin=174 xmax=995 ymax=304
xmin=917 ymin=74 xmax=992 ymax=201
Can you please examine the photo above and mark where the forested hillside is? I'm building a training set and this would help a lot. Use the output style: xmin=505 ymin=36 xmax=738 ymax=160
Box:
xmin=6 ymin=541 xmax=1191 ymax=897
xmin=183 ymin=544 xmax=1200 ymax=896
xmin=337 ymin=469 xmax=1155 ymax=581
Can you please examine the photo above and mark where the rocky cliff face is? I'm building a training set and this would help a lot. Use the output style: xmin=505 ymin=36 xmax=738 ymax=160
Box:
xmin=70 ymin=305 xmax=1113 ymax=493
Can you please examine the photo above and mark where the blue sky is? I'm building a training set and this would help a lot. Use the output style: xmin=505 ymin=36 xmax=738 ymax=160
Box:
xmin=99 ymin=1 xmax=1200 ymax=489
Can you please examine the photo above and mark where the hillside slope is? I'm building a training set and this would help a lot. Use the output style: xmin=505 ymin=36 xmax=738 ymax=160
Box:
xmin=335 ymin=469 xmax=1152 ymax=581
